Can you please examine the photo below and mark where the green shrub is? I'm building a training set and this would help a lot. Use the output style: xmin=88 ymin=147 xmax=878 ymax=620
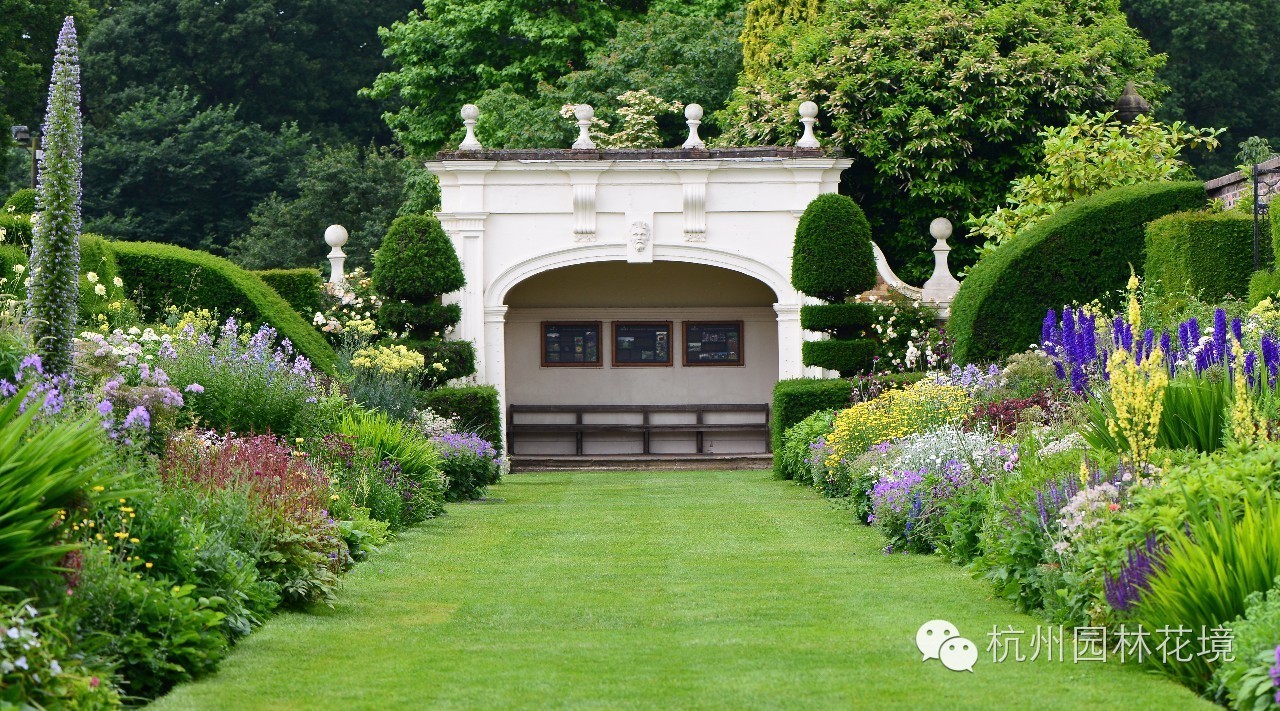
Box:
xmin=779 ymin=409 xmax=835 ymax=482
xmin=1134 ymin=499 xmax=1280 ymax=693
xmin=950 ymin=181 xmax=1206 ymax=363
xmin=253 ymin=268 xmax=323 ymax=316
xmin=0 ymin=213 xmax=33 ymax=247
xmin=1145 ymin=210 xmax=1268 ymax=302
xmin=338 ymin=409 xmax=446 ymax=525
xmin=421 ymin=385 xmax=503 ymax=452
xmin=1212 ymin=582 xmax=1280 ymax=710
xmin=431 ymin=431 xmax=504 ymax=501
xmin=1247 ymin=268 xmax=1280 ymax=307
xmin=371 ymin=214 xmax=474 ymax=381
xmin=63 ymin=546 xmax=229 ymax=701
xmin=791 ymin=194 xmax=876 ymax=302
xmin=792 ymin=194 xmax=879 ymax=375
xmin=801 ymin=340 xmax=878 ymax=376
xmin=3 ymin=187 xmax=37 ymax=214
xmin=108 ymin=241 xmax=337 ymax=372
xmin=770 ymin=378 xmax=853 ymax=469
xmin=799 ymin=302 xmax=874 ymax=336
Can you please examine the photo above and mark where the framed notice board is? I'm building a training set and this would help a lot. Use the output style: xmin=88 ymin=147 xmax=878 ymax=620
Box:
xmin=542 ymin=321 xmax=601 ymax=366
xmin=612 ymin=321 xmax=673 ymax=366
xmin=683 ymin=321 xmax=743 ymax=366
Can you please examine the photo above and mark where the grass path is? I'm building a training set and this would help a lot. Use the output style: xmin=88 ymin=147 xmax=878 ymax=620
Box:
xmin=153 ymin=470 xmax=1208 ymax=709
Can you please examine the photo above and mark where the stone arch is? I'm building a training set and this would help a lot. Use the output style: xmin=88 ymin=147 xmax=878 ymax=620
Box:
xmin=485 ymin=244 xmax=795 ymax=310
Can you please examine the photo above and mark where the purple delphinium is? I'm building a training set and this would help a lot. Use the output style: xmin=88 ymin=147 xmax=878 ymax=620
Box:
xmin=1103 ymin=535 xmax=1164 ymax=612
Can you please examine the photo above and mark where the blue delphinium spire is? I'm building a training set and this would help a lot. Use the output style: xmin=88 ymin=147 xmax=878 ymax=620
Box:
xmin=26 ymin=16 xmax=83 ymax=377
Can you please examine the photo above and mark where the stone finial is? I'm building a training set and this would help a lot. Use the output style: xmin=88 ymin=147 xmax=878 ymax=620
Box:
xmin=325 ymin=224 xmax=349 ymax=285
xmin=682 ymin=103 xmax=705 ymax=150
xmin=796 ymin=101 xmax=820 ymax=148
xmin=459 ymin=104 xmax=482 ymax=151
xmin=1115 ymin=82 xmax=1150 ymax=125
xmin=572 ymin=104 xmax=596 ymax=150
xmin=921 ymin=218 xmax=960 ymax=314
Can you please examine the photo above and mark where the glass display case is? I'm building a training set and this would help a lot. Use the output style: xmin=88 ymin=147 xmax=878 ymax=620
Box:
xmin=683 ymin=321 xmax=743 ymax=366
xmin=612 ymin=321 xmax=673 ymax=366
xmin=542 ymin=321 xmax=601 ymax=366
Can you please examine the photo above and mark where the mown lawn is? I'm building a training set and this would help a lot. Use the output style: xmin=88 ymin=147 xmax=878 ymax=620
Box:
xmin=152 ymin=470 xmax=1209 ymax=709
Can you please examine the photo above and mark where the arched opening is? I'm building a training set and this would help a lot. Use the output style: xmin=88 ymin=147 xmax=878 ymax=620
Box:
xmin=503 ymin=261 xmax=779 ymax=457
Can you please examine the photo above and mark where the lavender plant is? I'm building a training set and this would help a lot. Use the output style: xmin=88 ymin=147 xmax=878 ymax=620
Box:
xmin=26 ymin=17 xmax=83 ymax=378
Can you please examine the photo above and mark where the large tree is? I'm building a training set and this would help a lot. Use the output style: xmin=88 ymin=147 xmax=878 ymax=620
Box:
xmin=365 ymin=0 xmax=654 ymax=155
xmin=472 ymin=7 xmax=747 ymax=150
xmin=80 ymin=0 xmax=416 ymax=143
xmin=718 ymin=0 xmax=1162 ymax=281
xmin=1122 ymin=0 xmax=1280 ymax=177
xmin=229 ymin=143 xmax=414 ymax=271
xmin=82 ymin=89 xmax=311 ymax=253
xmin=0 ymin=0 xmax=92 ymax=131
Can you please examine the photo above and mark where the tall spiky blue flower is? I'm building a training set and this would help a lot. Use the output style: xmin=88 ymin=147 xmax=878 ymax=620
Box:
xmin=26 ymin=17 xmax=82 ymax=377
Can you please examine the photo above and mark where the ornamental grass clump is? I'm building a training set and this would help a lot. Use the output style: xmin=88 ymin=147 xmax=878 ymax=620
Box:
xmin=25 ymin=17 xmax=83 ymax=377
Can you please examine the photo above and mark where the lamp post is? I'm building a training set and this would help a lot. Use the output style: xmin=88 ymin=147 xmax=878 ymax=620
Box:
xmin=10 ymin=125 xmax=40 ymax=189
xmin=1252 ymin=163 xmax=1280 ymax=271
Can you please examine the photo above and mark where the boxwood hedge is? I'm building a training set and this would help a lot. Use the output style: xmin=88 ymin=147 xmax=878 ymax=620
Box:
xmin=770 ymin=378 xmax=853 ymax=472
xmin=421 ymin=385 xmax=503 ymax=452
xmin=253 ymin=268 xmax=324 ymax=317
xmin=950 ymin=181 xmax=1206 ymax=364
xmin=1145 ymin=210 xmax=1269 ymax=303
xmin=109 ymin=241 xmax=337 ymax=372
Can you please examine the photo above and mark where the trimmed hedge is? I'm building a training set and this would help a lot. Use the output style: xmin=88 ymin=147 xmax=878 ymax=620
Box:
xmin=791 ymin=194 xmax=876 ymax=302
xmin=1249 ymin=269 xmax=1280 ymax=307
xmin=421 ymin=385 xmax=503 ymax=452
xmin=3 ymin=188 xmax=36 ymax=214
xmin=771 ymin=378 xmax=853 ymax=472
xmin=802 ymin=340 xmax=878 ymax=376
xmin=1145 ymin=210 xmax=1269 ymax=302
xmin=108 ymin=241 xmax=338 ymax=372
xmin=950 ymin=181 xmax=1206 ymax=364
xmin=799 ymin=302 xmax=875 ymax=336
xmin=253 ymin=268 xmax=323 ymax=317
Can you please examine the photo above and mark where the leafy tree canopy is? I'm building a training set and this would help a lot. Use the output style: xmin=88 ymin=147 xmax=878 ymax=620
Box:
xmin=969 ymin=111 xmax=1220 ymax=253
xmin=717 ymin=0 xmax=1163 ymax=281
xmin=367 ymin=0 xmax=744 ymax=154
xmin=0 ymin=0 xmax=92 ymax=130
xmin=469 ymin=7 xmax=746 ymax=150
xmin=230 ymin=143 xmax=419 ymax=272
xmin=83 ymin=89 xmax=311 ymax=253
xmin=81 ymin=0 xmax=417 ymax=143
xmin=1123 ymin=0 xmax=1280 ymax=178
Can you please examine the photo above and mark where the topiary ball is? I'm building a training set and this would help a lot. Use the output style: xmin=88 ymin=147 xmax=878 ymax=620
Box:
xmin=3 ymin=188 xmax=37 ymax=215
xmin=792 ymin=193 xmax=876 ymax=303
xmin=372 ymin=214 xmax=465 ymax=303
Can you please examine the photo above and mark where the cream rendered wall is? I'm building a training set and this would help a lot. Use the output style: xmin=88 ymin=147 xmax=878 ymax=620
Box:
xmin=504 ymin=306 xmax=778 ymax=407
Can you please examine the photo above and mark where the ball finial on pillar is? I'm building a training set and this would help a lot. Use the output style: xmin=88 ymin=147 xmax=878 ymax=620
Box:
xmin=459 ymin=104 xmax=482 ymax=151
xmin=324 ymin=224 xmax=349 ymax=285
xmin=683 ymin=103 xmax=705 ymax=150
xmin=796 ymin=101 xmax=820 ymax=148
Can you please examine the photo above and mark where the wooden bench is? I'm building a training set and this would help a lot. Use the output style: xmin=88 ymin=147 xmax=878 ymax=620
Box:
xmin=507 ymin=404 xmax=771 ymax=455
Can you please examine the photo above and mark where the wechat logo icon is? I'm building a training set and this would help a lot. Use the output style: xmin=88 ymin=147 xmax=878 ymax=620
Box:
xmin=916 ymin=619 xmax=978 ymax=673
